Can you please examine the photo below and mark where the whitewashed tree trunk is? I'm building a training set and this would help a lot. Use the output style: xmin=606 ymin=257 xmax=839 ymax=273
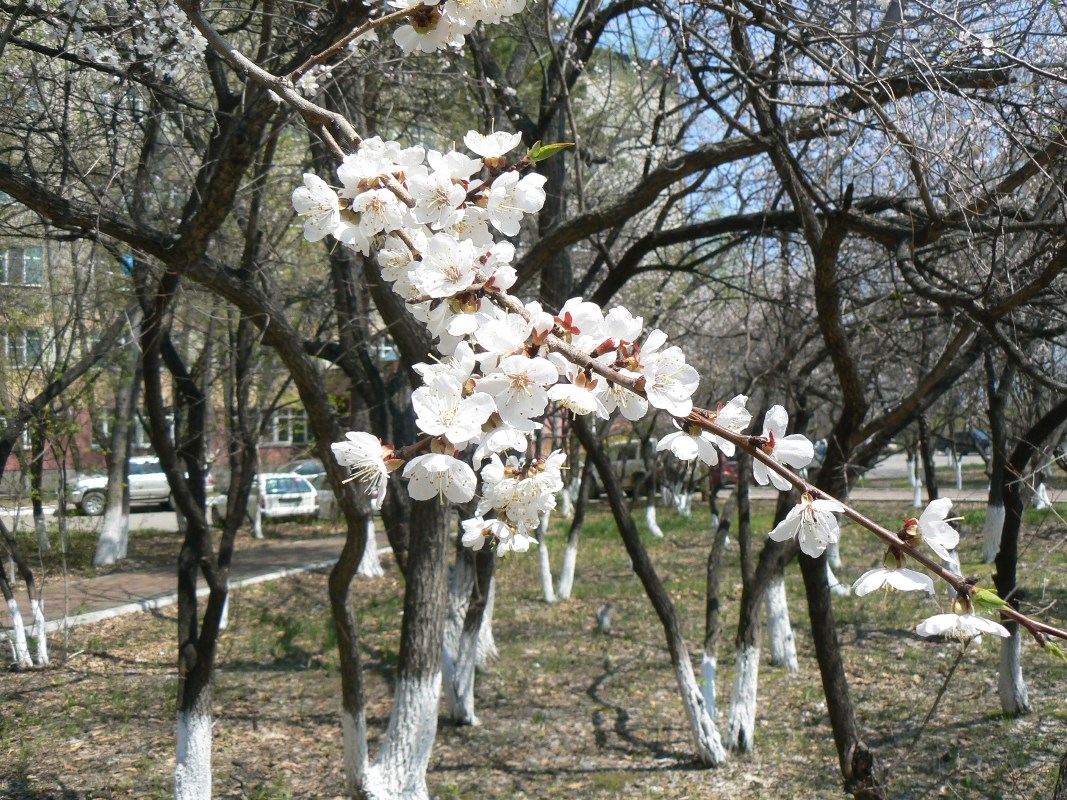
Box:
xmin=701 ymin=653 xmax=718 ymax=721
xmin=362 ymin=673 xmax=442 ymax=800
xmin=726 ymin=643 xmax=760 ymax=752
xmin=536 ymin=513 xmax=556 ymax=604
xmin=443 ymin=550 xmax=474 ymax=718
xmin=443 ymin=625 xmax=480 ymax=726
xmin=675 ymin=490 xmax=692 ymax=518
xmin=954 ymin=456 xmax=963 ymax=490
xmin=912 ymin=479 xmax=923 ymax=508
xmin=476 ymin=577 xmax=498 ymax=669
xmin=1034 ymin=479 xmax=1052 ymax=510
xmin=218 ymin=594 xmax=229 ymax=631
xmin=944 ymin=549 xmax=963 ymax=601
xmin=29 ymin=597 xmax=48 ymax=665
xmin=765 ymin=575 xmax=798 ymax=671
xmin=645 ymin=503 xmax=664 ymax=538
xmin=342 ymin=708 xmax=370 ymax=798
xmin=674 ymin=655 xmax=727 ymax=766
xmin=998 ymin=627 xmax=1029 ymax=715
xmin=95 ymin=506 xmax=129 ymax=566
xmin=826 ymin=562 xmax=850 ymax=596
xmin=826 ymin=539 xmax=842 ymax=570
xmin=174 ymin=696 xmax=213 ymax=800
xmin=557 ymin=483 xmax=575 ymax=519
xmin=557 ymin=539 xmax=579 ymax=600
xmin=35 ymin=516 xmax=49 ymax=555
xmin=982 ymin=503 xmax=1005 ymax=564
xmin=6 ymin=598 xmax=33 ymax=669
xmin=251 ymin=498 xmax=263 ymax=540
xmin=357 ymin=518 xmax=384 ymax=578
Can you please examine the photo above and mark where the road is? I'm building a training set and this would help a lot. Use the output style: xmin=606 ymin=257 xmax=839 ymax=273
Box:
xmin=0 ymin=504 xmax=182 ymax=534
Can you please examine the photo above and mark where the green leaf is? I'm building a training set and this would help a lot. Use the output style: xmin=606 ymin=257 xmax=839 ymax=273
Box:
xmin=973 ymin=588 xmax=1010 ymax=612
xmin=528 ymin=141 xmax=574 ymax=163
xmin=1045 ymin=642 xmax=1067 ymax=662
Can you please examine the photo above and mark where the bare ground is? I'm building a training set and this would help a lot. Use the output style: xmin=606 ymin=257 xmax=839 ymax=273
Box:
xmin=3 ymin=501 xmax=1066 ymax=799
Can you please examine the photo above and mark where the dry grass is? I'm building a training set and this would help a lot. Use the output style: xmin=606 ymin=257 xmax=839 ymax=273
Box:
xmin=3 ymin=499 xmax=1067 ymax=799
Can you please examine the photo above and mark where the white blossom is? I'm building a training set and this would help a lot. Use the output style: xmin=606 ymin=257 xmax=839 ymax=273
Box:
xmin=916 ymin=613 xmax=1009 ymax=640
xmin=908 ymin=498 xmax=960 ymax=564
xmin=412 ymin=376 xmax=495 ymax=447
xmin=464 ymin=129 xmax=522 ymax=159
xmin=752 ymin=405 xmax=814 ymax=491
xmin=331 ymin=432 xmax=393 ymax=505
xmin=768 ymin=494 xmax=844 ymax=557
xmin=485 ymin=171 xmax=548 ymax=236
xmin=852 ymin=567 xmax=934 ymax=596
xmin=657 ymin=424 xmax=718 ymax=466
xmin=291 ymin=173 xmax=340 ymax=242
xmin=403 ymin=453 xmax=477 ymax=503
xmin=639 ymin=330 xmax=699 ymax=418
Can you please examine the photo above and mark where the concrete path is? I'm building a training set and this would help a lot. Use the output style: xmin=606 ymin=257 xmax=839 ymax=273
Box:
xmin=0 ymin=534 xmax=373 ymax=636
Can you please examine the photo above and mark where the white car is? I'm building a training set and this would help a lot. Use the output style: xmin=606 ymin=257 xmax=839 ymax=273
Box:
xmin=69 ymin=456 xmax=215 ymax=516
xmin=212 ymin=472 xmax=318 ymax=524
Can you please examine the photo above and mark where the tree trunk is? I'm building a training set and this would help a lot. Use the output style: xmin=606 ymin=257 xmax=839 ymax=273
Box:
xmin=1 ymin=566 xmax=33 ymax=669
xmin=29 ymin=420 xmax=49 ymax=554
xmin=360 ymin=500 xmax=450 ymax=799
xmin=536 ymin=511 xmax=556 ymax=604
xmin=917 ymin=415 xmax=939 ymax=502
xmin=357 ymin=517 xmax=384 ymax=578
xmin=826 ymin=539 xmax=842 ymax=570
xmin=476 ymin=575 xmax=499 ymax=670
xmin=575 ymin=417 xmax=726 ymax=766
xmin=766 ymin=571 xmax=798 ymax=671
xmin=96 ymin=328 xmax=142 ymax=566
xmin=998 ymin=627 xmax=1029 ymax=715
xmin=702 ymin=501 xmax=733 ymax=719
xmin=557 ymin=460 xmax=593 ymax=601
xmin=175 ymin=684 xmax=213 ymax=800
xmin=444 ymin=547 xmax=495 ymax=725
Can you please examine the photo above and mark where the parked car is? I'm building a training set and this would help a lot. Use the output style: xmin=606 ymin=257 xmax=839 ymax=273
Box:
xmin=70 ymin=456 xmax=215 ymax=516
xmin=934 ymin=430 xmax=990 ymax=457
xmin=285 ymin=458 xmax=326 ymax=485
xmin=708 ymin=456 xmax=739 ymax=492
xmin=587 ymin=441 xmax=650 ymax=498
xmin=212 ymin=472 xmax=318 ymax=524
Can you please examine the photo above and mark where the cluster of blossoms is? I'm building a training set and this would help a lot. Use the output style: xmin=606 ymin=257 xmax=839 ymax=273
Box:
xmin=309 ymin=129 xmax=764 ymax=554
xmin=388 ymin=0 xmax=528 ymax=54
xmin=60 ymin=0 xmax=208 ymax=79
xmin=769 ymin=493 xmax=1010 ymax=641
xmin=307 ymin=126 xmax=1009 ymax=641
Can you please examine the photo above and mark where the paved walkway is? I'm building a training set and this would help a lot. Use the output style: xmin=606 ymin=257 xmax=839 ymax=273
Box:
xmin=1 ymin=534 xmax=362 ymax=635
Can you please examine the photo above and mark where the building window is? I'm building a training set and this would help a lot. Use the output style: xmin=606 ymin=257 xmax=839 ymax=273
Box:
xmin=267 ymin=408 xmax=310 ymax=446
xmin=5 ymin=328 xmax=45 ymax=365
xmin=0 ymin=417 xmax=32 ymax=450
xmin=1 ymin=246 xmax=44 ymax=286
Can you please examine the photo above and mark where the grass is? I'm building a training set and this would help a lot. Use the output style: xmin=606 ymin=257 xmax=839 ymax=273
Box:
xmin=3 ymin=498 xmax=1067 ymax=799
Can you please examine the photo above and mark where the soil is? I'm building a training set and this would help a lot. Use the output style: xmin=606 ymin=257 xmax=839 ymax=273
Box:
xmin=3 ymin=501 xmax=1066 ymax=799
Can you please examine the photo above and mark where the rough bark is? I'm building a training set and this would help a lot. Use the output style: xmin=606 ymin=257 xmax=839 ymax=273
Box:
xmin=96 ymin=320 xmax=143 ymax=566
xmin=444 ymin=546 xmax=495 ymax=725
xmin=360 ymin=500 xmax=450 ymax=798
xmin=702 ymin=501 xmax=733 ymax=719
